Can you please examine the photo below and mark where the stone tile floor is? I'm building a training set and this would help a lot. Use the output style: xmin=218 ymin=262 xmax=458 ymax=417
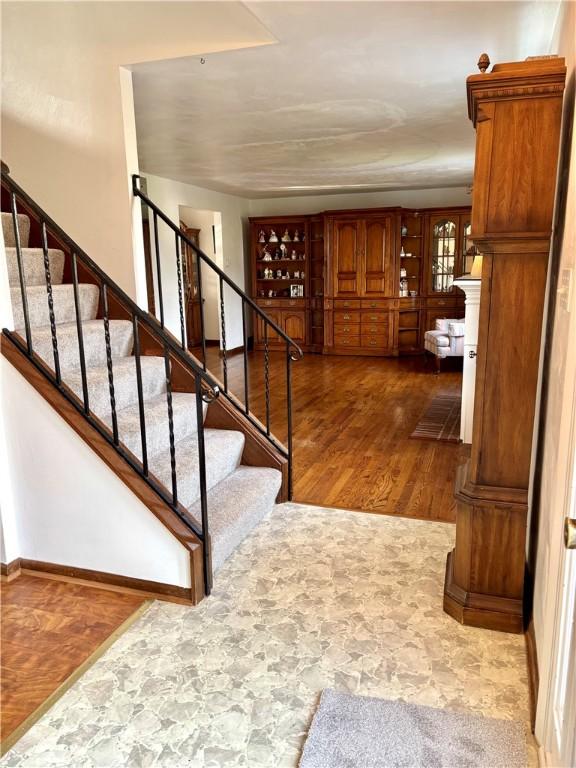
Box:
xmin=2 ymin=503 xmax=532 ymax=767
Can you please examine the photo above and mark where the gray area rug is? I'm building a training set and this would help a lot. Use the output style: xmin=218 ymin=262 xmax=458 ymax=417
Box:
xmin=299 ymin=689 xmax=527 ymax=768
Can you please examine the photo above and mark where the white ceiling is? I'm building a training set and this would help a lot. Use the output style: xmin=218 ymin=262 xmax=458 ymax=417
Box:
xmin=132 ymin=1 xmax=561 ymax=198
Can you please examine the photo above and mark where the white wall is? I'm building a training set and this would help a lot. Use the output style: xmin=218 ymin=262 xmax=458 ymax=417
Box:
xmin=0 ymin=227 xmax=20 ymax=565
xmin=179 ymin=207 xmax=223 ymax=343
xmin=1 ymin=360 xmax=191 ymax=587
xmin=143 ymin=174 xmax=250 ymax=350
xmin=248 ymin=185 xmax=471 ymax=217
xmin=1 ymin=1 xmax=274 ymax=300
xmin=532 ymin=0 xmax=576 ymax=750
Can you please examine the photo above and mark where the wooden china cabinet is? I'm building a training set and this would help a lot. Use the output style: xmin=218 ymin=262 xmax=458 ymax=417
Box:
xmin=443 ymin=55 xmax=566 ymax=633
xmin=250 ymin=206 xmax=472 ymax=355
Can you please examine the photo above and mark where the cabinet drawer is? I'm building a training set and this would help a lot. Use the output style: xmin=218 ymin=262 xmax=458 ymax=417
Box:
xmin=361 ymin=299 xmax=390 ymax=309
xmin=399 ymin=297 xmax=422 ymax=309
xmin=427 ymin=297 xmax=458 ymax=308
xmin=361 ymin=311 xmax=388 ymax=323
xmin=334 ymin=333 xmax=360 ymax=346
xmin=362 ymin=323 xmax=388 ymax=336
xmin=256 ymin=298 xmax=306 ymax=309
xmin=334 ymin=299 xmax=361 ymax=309
xmin=361 ymin=334 xmax=389 ymax=349
xmin=334 ymin=310 xmax=361 ymax=324
xmin=334 ymin=324 xmax=359 ymax=335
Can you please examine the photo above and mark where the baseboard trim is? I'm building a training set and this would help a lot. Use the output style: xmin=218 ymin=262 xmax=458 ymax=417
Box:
xmin=3 ymin=558 xmax=195 ymax=605
xmin=526 ymin=618 xmax=539 ymax=732
xmin=0 ymin=558 xmax=22 ymax=581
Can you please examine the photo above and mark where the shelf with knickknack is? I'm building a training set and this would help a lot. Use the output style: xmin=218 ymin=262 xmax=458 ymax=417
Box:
xmin=250 ymin=216 xmax=310 ymax=348
xmin=398 ymin=212 xmax=424 ymax=354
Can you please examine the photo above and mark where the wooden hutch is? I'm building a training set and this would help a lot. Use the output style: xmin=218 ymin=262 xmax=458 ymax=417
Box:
xmin=443 ymin=55 xmax=566 ymax=633
xmin=250 ymin=206 xmax=475 ymax=355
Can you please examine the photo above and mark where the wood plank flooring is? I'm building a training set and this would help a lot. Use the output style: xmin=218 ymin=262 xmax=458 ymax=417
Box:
xmin=199 ymin=348 xmax=465 ymax=522
xmin=1 ymin=575 xmax=146 ymax=748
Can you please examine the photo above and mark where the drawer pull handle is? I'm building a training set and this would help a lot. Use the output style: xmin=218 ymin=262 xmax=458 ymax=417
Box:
xmin=370 ymin=315 xmax=378 ymax=320
xmin=369 ymin=341 xmax=377 ymax=346
xmin=370 ymin=303 xmax=376 ymax=307
xmin=344 ymin=327 xmax=350 ymax=332
xmin=343 ymin=314 xmax=351 ymax=320
xmin=343 ymin=302 xmax=350 ymax=307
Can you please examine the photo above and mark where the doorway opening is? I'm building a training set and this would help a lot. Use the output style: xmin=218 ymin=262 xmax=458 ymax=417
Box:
xmin=178 ymin=207 xmax=223 ymax=351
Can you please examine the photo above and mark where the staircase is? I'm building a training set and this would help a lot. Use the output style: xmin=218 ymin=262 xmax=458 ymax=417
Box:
xmin=1 ymin=166 xmax=300 ymax=599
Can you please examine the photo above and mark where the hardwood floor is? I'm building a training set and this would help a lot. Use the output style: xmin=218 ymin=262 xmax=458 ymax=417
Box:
xmin=0 ymin=575 xmax=146 ymax=749
xmin=199 ymin=347 xmax=464 ymax=523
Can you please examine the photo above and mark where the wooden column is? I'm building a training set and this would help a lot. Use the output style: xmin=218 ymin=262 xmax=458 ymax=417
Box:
xmin=443 ymin=56 xmax=566 ymax=633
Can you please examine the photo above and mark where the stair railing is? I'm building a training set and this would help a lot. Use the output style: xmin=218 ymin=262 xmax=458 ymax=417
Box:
xmin=1 ymin=165 xmax=218 ymax=596
xmin=132 ymin=175 xmax=302 ymax=498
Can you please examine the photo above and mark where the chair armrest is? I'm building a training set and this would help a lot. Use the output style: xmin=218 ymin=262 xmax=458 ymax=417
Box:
xmin=448 ymin=321 xmax=465 ymax=337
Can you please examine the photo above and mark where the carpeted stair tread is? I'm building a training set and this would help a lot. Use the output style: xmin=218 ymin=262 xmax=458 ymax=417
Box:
xmin=11 ymin=283 xmax=99 ymax=329
xmin=20 ymin=319 xmax=133 ymax=374
xmin=107 ymin=392 xmax=207 ymax=461
xmin=6 ymin=246 xmax=65 ymax=287
xmin=66 ymin=356 xmax=166 ymax=418
xmin=150 ymin=428 xmax=245 ymax=510
xmin=186 ymin=466 xmax=282 ymax=572
xmin=2 ymin=212 xmax=30 ymax=248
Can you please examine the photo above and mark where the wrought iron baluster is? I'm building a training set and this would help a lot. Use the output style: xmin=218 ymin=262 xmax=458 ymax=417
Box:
xmin=219 ymin=275 xmax=227 ymax=393
xmin=242 ymin=300 xmax=249 ymax=415
xmin=196 ymin=249 xmax=207 ymax=370
xmin=175 ymin=231 xmax=186 ymax=350
xmin=133 ymin=316 xmax=148 ymax=476
xmin=163 ymin=343 xmax=178 ymax=506
xmin=71 ymin=252 xmax=89 ymax=414
xmin=101 ymin=283 xmax=119 ymax=445
xmin=286 ymin=342 xmax=293 ymax=500
xmin=40 ymin=221 xmax=61 ymax=384
xmin=264 ymin=323 xmax=271 ymax=436
xmin=153 ymin=211 xmax=165 ymax=327
xmin=195 ymin=374 xmax=212 ymax=596
xmin=11 ymin=194 xmax=32 ymax=355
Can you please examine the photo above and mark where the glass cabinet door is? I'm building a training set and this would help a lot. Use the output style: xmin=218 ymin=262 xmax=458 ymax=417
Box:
xmin=431 ymin=219 xmax=457 ymax=292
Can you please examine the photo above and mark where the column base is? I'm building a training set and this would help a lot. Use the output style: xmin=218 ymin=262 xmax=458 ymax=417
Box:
xmin=443 ymin=550 xmax=524 ymax=634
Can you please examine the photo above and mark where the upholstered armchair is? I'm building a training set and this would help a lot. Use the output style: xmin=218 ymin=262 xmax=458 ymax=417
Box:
xmin=424 ymin=318 xmax=465 ymax=373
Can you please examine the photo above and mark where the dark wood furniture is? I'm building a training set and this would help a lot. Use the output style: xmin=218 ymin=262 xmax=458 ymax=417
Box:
xmin=179 ymin=224 xmax=203 ymax=350
xmin=443 ymin=56 xmax=566 ymax=633
xmin=250 ymin=206 xmax=471 ymax=355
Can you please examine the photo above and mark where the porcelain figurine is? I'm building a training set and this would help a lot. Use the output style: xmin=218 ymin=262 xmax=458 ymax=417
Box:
xmin=276 ymin=269 xmax=282 ymax=279
xmin=269 ymin=229 xmax=278 ymax=243
xmin=284 ymin=270 xmax=290 ymax=279
xmin=294 ymin=270 xmax=300 ymax=279
xmin=258 ymin=230 xmax=266 ymax=243
xmin=401 ymin=224 xmax=408 ymax=237
xmin=291 ymin=250 xmax=298 ymax=260
xmin=274 ymin=248 xmax=281 ymax=260
xmin=293 ymin=229 xmax=300 ymax=242
xmin=280 ymin=243 xmax=288 ymax=258
xmin=281 ymin=229 xmax=291 ymax=242
xmin=262 ymin=248 xmax=272 ymax=261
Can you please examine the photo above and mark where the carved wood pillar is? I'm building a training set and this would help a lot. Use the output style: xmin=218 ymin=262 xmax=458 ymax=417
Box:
xmin=443 ymin=57 xmax=567 ymax=633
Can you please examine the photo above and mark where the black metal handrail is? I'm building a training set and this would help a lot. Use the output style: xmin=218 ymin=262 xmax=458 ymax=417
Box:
xmin=1 ymin=165 xmax=219 ymax=596
xmin=132 ymin=175 xmax=302 ymax=496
